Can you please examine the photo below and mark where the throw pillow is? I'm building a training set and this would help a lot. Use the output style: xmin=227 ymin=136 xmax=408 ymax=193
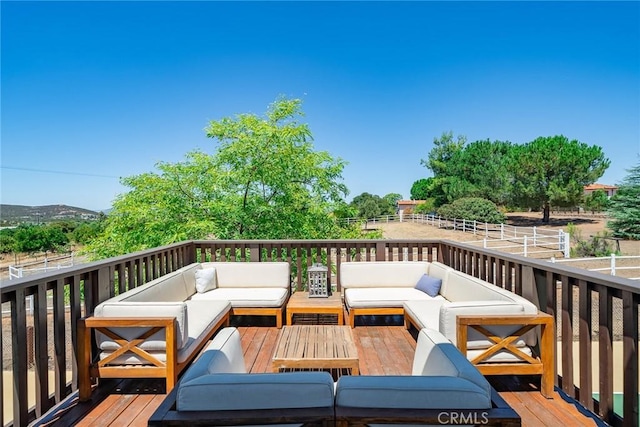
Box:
xmin=415 ymin=274 xmax=442 ymax=298
xmin=195 ymin=268 xmax=217 ymax=293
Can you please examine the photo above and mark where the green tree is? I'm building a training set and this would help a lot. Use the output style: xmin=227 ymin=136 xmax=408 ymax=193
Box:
xmin=584 ymin=189 xmax=610 ymax=213
xmin=607 ymin=160 xmax=640 ymax=240
xmin=508 ymin=135 xmax=609 ymax=223
xmin=350 ymin=192 xmax=394 ymax=219
xmin=383 ymin=193 xmax=403 ymax=210
xmin=420 ymin=132 xmax=467 ymax=207
xmin=0 ymin=229 xmax=16 ymax=254
xmin=421 ymin=131 xmax=466 ymax=177
xmin=12 ymin=224 xmax=69 ymax=254
xmin=86 ymin=97 xmax=352 ymax=258
xmin=446 ymin=139 xmax=513 ymax=205
xmin=413 ymin=199 xmax=436 ymax=214
xmin=410 ymin=178 xmax=435 ymax=200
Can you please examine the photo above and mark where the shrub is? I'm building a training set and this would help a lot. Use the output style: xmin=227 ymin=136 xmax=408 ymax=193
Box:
xmin=566 ymin=223 xmax=616 ymax=257
xmin=436 ymin=197 xmax=506 ymax=223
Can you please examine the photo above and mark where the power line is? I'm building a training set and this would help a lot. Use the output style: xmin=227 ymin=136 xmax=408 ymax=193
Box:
xmin=0 ymin=165 xmax=120 ymax=179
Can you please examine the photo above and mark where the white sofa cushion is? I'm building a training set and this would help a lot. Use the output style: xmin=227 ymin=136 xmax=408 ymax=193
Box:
xmin=201 ymin=262 xmax=290 ymax=288
xmin=177 ymin=372 xmax=335 ymax=411
xmin=340 ymin=262 xmax=429 ymax=289
xmin=180 ymin=327 xmax=246 ymax=385
xmin=403 ymin=299 xmax=447 ymax=330
xmin=116 ymin=270 xmax=191 ymax=303
xmin=345 ymin=287 xmax=443 ymax=308
xmin=190 ymin=287 xmax=288 ymax=307
xmin=95 ymin=302 xmax=189 ymax=351
xmin=97 ymin=300 xmax=230 ymax=365
xmin=195 ymin=267 xmax=217 ymax=293
xmin=439 ymin=301 xmax=532 ymax=348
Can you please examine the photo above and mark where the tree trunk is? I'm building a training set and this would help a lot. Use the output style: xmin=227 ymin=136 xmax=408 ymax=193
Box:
xmin=542 ymin=202 xmax=550 ymax=223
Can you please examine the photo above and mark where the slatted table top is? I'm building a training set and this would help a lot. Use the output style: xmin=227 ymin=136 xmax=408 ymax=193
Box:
xmin=272 ymin=325 xmax=360 ymax=374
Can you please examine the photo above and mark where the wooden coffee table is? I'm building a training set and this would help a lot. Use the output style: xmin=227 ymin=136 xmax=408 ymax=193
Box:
xmin=286 ymin=291 xmax=344 ymax=325
xmin=271 ymin=325 xmax=360 ymax=374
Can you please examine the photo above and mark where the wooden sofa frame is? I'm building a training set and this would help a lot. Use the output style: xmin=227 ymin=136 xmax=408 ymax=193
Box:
xmin=78 ymin=312 xmax=230 ymax=402
xmin=148 ymin=384 xmax=335 ymax=427
xmin=335 ymin=387 xmax=520 ymax=427
xmin=404 ymin=311 xmax=554 ymax=398
xmin=455 ymin=312 xmax=555 ymax=398
xmin=345 ymin=306 xmax=404 ymax=328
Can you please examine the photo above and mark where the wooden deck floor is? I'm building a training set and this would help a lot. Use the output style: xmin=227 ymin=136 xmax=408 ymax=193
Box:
xmin=33 ymin=322 xmax=603 ymax=427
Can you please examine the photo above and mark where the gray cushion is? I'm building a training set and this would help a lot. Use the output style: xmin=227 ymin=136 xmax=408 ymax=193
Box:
xmin=335 ymin=375 xmax=491 ymax=409
xmin=415 ymin=274 xmax=442 ymax=297
xmin=177 ymin=372 xmax=335 ymax=411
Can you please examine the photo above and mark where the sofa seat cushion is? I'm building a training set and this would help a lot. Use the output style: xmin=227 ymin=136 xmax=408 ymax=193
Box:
xmin=345 ymin=288 xmax=443 ymax=308
xmin=467 ymin=346 xmax=534 ymax=363
xmin=189 ymin=287 xmax=288 ymax=308
xmin=177 ymin=372 xmax=335 ymax=411
xmin=403 ymin=300 xmax=447 ymax=330
xmin=98 ymin=300 xmax=230 ymax=365
xmin=335 ymin=375 xmax=491 ymax=409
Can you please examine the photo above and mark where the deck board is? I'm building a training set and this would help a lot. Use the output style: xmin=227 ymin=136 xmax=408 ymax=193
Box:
xmin=32 ymin=323 xmax=600 ymax=427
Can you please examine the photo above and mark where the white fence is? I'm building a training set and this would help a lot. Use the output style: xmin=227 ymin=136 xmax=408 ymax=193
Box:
xmin=344 ymin=213 xmax=570 ymax=258
xmin=8 ymin=253 xmax=76 ymax=280
xmin=550 ymin=254 xmax=640 ymax=280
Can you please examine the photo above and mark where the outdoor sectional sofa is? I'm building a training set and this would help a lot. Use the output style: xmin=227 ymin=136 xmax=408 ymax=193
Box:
xmin=340 ymin=260 xmax=555 ymax=397
xmin=148 ymin=327 xmax=521 ymax=426
xmin=78 ymin=261 xmax=291 ymax=401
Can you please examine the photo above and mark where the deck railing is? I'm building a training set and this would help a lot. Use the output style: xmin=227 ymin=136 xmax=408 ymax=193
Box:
xmin=1 ymin=239 xmax=638 ymax=427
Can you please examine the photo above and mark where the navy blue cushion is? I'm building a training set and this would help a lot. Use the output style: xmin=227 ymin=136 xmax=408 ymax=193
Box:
xmin=415 ymin=274 xmax=442 ymax=297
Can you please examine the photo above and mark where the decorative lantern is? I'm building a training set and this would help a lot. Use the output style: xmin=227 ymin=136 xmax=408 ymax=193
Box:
xmin=308 ymin=263 xmax=329 ymax=297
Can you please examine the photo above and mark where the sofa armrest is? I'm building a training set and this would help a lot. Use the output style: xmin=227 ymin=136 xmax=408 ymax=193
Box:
xmin=95 ymin=301 xmax=189 ymax=351
xmin=439 ymin=301 xmax=529 ymax=347
xmin=78 ymin=316 xmax=179 ymax=401
xmin=456 ymin=312 xmax=555 ymax=398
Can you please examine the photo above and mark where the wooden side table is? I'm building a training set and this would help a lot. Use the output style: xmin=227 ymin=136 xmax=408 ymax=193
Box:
xmin=286 ymin=291 xmax=344 ymax=325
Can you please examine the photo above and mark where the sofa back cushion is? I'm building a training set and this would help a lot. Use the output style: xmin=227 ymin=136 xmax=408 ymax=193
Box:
xmin=177 ymin=372 xmax=335 ymax=411
xmin=201 ymin=262 xmax=290 ymax=289
xmin=340 ymin=262 xmax=429 ymax=289
xmin=121 ymin=268 xmax=194 ymax=303
xmin=412 ymin=329 xmax=490 ymax=394
xmin=94 ymin=301 xmax=188 ymax=351
xmin=441 ymin=271 xmax=537 ymax=312
xmin=180 ymin=327 xmax=246 ymax=385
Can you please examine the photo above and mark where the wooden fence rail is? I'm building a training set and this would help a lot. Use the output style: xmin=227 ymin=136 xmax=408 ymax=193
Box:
xmin=1 ymin=239 xmax=638 ymax=427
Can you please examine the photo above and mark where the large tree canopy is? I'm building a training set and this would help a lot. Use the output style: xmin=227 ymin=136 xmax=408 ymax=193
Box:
xmin=87 ymin=97 xmax=352 ymax=258
xmin=607 ymin=159 xmax=640 ymax=240
xmin=509 ymin=135 xmax=610 ymax=222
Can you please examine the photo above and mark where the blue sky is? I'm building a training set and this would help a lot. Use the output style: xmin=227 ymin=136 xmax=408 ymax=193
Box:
xmin=1 ymin=1 xmax=639 ymax=212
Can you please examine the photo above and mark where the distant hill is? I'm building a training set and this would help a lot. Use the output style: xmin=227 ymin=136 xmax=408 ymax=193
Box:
xmin=0 ymin=204 xmax=100 ymax=224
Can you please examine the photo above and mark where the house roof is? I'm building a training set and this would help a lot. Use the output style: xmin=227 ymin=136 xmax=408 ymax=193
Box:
xmin=397 ymin=200 xmax=426 ymax=206
xmin=584 ymin=183 xmax=618 ymax=191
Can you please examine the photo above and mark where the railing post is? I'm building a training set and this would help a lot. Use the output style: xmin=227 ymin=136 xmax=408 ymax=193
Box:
xmin=523 ymin=235 xmax=528 ymax=257
xmin=462 ymin=219 xmax=466 ymax=233
xmin=375 ymin=242 xmax=386 ymax=261
xmin=483 ymin=238 xmax=487 ymax=249
xmin=564 ymin=231 xmax=571 ymax=258
xmin=500 ymin=223 xmax=503 ymax=239
xmin=473 ymin=220 xmax=477 ymax=235
xmin=610 ymin=254 xmax=616 ymax=276
xmin=533 ymin=226 xmax=537 ymax=247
